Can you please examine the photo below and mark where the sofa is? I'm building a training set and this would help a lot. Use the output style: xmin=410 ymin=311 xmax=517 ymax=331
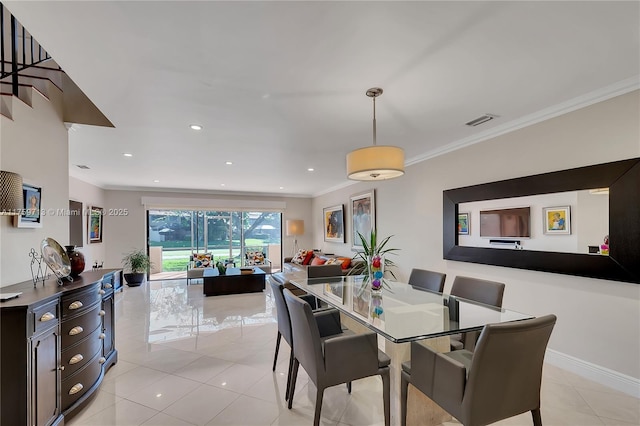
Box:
xmin=283 ymin=250 xmax=363 ymax=276
xmin=271 ymin=250 xmax=363 ymax=295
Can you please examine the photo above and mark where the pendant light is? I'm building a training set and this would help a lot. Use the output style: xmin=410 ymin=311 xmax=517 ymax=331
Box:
xmin=346 ymin=88 xmax=404 ymax=180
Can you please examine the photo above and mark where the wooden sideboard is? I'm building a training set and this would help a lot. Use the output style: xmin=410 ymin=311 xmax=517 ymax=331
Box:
xmin=0 ymin=269 xmax=121 ymax=426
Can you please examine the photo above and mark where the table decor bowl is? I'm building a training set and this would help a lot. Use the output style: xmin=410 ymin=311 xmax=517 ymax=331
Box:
xmin=240 ymin=267 xmax=254 ymax=275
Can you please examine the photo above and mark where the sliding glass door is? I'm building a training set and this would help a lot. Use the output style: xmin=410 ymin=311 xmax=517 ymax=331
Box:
xmin=148 ymin=209 xmax=282 ymax=277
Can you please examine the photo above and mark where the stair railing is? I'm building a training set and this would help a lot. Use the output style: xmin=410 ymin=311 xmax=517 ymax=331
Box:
xmin=1 ymin=2 xmax=53 ymax=96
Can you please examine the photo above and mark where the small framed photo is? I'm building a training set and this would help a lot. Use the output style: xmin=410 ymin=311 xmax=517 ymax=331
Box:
xmin=458 ymin=212 xmax=470 ymax=235
xmin=89 ymin=206 xmax=104 ymax=243
xmin=323 ymin=204 xmax=345 ymax=243
xmin=543 ymin=206 xmax=571 ymax=235
xmin=13 ymin=183 xmax=42 ymax=228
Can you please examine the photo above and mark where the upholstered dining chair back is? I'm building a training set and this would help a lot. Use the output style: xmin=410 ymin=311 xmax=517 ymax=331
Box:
xmin=270 ymin=279 xmax=293 ymax=346
xmin=450 ymin=275 xmax=506 ymax=351
xmin=283 ymin=289 xmax=391 ymax=426
xmin=450 ymin=275 xmax=505 ymax=308
xmin=401 ymin=314 xmax=556 ymax=426
xmin=408 ymin=268 xmax=446 ymax=293
xmin=307 ymin=263 xmax=343 ymax=278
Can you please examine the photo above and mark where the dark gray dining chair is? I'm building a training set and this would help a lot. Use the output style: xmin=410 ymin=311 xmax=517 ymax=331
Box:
xmin=283 ymin=289 xmax=391 ymax=426
xmin=401 ymin=314 xmax=557 ymax=426
xmin=269 ymin=279 xmax=342 ymax=401
xmin=450 ymin=275 xmax=506 ymax=351
xmin=307 ymin=263 xmax=343 ymax=278
xmin=408 ymin=268 xmax=446 ymax=293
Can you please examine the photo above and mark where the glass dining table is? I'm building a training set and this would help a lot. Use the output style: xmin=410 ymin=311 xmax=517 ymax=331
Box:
xmin=289 ymin=275 xmax=533 ymax=425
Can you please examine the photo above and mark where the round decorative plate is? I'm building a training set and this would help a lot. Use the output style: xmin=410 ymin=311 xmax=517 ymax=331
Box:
xmin=41 ymin=237 xmax=71 ymax=278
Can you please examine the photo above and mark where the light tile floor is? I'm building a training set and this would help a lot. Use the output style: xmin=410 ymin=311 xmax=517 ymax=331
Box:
xmin=67 ymin=279 xmax=639 ymax=426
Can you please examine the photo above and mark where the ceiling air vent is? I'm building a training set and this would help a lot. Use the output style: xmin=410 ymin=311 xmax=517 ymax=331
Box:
xmin=76 ymin=165 xmax=90 ymax=169
xmin=465 ymin=113 xmax=499 ymax=127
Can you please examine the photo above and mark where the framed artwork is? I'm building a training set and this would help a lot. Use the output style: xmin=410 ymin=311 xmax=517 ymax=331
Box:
xmin=323 ymin=204 xmax=345 ymax=243
xmin=543 ymin=206 xmax=571 ymax=235
xmin=89 ymin=206 xmax=104 ymax=243
xmin=13 ymin=183 xmax=42 ymax=228
xmin=458 ymin=212 xmax=470 ymax=235
xmin=351 ymin=190 xmax=375 ymax=250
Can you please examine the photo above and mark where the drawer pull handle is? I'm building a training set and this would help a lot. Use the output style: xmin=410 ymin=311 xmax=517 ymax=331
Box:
xmin=69 ymin=301 xmax=83 ymax=310
xmin=69 ymin=326 xmax=84 ymax=336
xmin=98 ymin=289 xmax=106 ymax=295
xmin=104 ymin=283 xmax=113 ymax=289
xmin=69 ymin=383 xmax=83 ymax=395
xmin=99 ymin=333 xmax=106 ymax=340
xmin=58 ymin=365 xmax=65 ymax=371
xmin=99 ymin=310 xmax=106 ymax=317
xmin=99 ymin=357 xmax=106 ymax=364
xmin=69 ymin=354 xmax=84 ymax=365
xmin=40 ymin=312 xmax=55 ymax=322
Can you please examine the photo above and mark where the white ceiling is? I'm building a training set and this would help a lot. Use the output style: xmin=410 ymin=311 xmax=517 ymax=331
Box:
xmin=5 ymin=1 xmax=639 ymax=197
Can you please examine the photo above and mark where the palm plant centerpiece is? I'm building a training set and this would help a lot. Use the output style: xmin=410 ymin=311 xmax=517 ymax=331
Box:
xmin=351 ymin=230 xmax=399 ymax=291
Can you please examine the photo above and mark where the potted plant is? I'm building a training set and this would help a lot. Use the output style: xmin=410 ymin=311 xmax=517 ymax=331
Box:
xmin=349 ymin=230 xmax=399 ymax=290
xmin=122 ymin=249 xmax=152 ymax=286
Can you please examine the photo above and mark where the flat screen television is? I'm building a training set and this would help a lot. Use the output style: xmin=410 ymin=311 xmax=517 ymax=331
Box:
xmin=479 ymin=207 xmax=531 ymax=238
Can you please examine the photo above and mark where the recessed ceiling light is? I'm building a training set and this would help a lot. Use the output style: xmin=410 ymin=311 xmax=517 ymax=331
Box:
xmin=307 ymin=168 xmax=314 ymax=172
xmin=220 ymin=183 xmax=225 ymax=187
xmin=123 ymin=153 xmax=133 ymax=157
xmin=279 ymin=187 xmax=284 ymax=190
xmin=190 ymin=124 xmax=202 ymax=131
xmin=153 ymin=180 xmax=160 ymax=183
xmin=225 ymin=161 xmax=233 ymax=165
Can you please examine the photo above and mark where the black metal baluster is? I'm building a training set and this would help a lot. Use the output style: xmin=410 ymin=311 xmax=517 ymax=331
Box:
xmin=10 ymin=14 xmax=17 ymax=96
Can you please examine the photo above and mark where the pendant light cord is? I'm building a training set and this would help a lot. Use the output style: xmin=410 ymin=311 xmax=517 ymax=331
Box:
xmin=372 ymin=96 xmax=377 ymax=146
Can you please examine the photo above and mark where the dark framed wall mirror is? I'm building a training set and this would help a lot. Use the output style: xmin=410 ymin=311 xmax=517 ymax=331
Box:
xmin=443 ymin=157 xmax=640 ymax=284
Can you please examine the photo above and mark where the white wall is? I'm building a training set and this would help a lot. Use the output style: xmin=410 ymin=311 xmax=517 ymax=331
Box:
xmin=69 ymin=176 xmax=106 ymax=271
xmin=312 ymin=90 xmax=640 ymax=380
xmin=102 ymin=189 xmax=313 ymax=270
xmin=0 ymin=88 xmax=69 ymax=286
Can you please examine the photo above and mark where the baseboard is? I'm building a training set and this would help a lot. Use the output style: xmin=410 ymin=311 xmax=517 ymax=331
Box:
xmin=546 ymin=349 xmax=640 ymax=398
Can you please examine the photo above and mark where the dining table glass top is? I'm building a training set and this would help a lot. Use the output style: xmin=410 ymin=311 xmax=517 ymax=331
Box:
xmin=289 ymin=275 xmax=533 ymax=343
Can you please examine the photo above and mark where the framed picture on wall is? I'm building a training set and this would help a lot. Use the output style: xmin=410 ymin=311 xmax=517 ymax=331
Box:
xmin=13 ymin=183 xmax=42 ymax=228
xmin=543 ymin=206 xmax=571 ymax=235
xmin=458 ymin=212 xmax=470 ymax=235
xmin=89 ymin=206 xmax=104 ymax=243
xmin=351 ymin=190 xmax=375 ymax=250
xmin=323 ymin=204 xmax=345 ymax=243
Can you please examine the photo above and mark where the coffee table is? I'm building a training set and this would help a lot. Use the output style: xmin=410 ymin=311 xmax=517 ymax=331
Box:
xmin=202 ymin=267 xmax=266 ymax=296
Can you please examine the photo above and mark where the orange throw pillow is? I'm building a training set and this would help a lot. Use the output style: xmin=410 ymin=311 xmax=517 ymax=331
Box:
xmin=311 ymin=257 xmax=326 ymax=266
xmin=302 ymin=251 xmax=314 ymax=265
xmin=338 ymin=257 xmax=351 ymax=269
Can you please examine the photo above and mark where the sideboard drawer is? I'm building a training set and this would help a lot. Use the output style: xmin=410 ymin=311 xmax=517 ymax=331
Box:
xmin=32 ymin=300 xmax=59 ymax=335
xmin=61 ymin=303 xmax=102 ymax=347
xmin=61 ymin=327 xmax=103 ymax=378
xmin=61 ymin=284 xmax=101 ymax=318
xmin=61 ymin=352 xmax=103 ymax=411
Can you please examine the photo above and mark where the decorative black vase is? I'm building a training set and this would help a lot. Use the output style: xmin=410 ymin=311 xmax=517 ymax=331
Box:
xmin=64 ymin=245 xmax=86 ymax=277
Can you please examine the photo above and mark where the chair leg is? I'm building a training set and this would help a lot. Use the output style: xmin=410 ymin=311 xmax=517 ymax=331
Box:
xmin=531 ymin=408 xmax=542 ymax=426
xmin=347 ymin=381 xmax=352 ymax=394
xmin=400 ymin=370 xmax=409 ymax=426
xmin=382 ymin=369 xmax=391 ymax=426
xmin=287 ymin=359 xmax=299 ymax=409
xmin=272 ymin=332 xmax=281 ymax=371
xmin=285 ymin=347 xmax=294 ymax=401
xmin=313 ymin=386 xmax=325 ymax=426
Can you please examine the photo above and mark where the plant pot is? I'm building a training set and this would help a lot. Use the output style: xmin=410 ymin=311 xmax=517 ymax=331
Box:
xmin=124 ymin=272 xmax=146 ymax=287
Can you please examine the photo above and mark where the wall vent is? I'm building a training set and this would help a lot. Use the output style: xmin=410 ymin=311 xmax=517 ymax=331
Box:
xmin=465 ymin=113 xmax=499 ymax=127
xmin=76 ymin=165 xmax=90 ymax=169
